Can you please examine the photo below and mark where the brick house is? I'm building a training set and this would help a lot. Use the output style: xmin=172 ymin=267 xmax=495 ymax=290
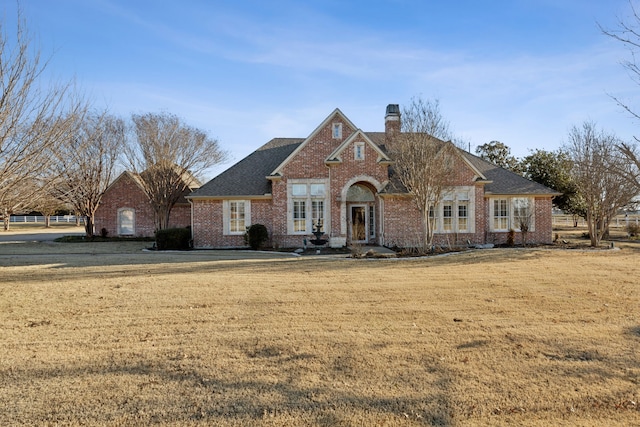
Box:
xmin=94 ymin=170 xmax=196 ymax=237
xmin=188 ymin=105 xmax=559 ymax=249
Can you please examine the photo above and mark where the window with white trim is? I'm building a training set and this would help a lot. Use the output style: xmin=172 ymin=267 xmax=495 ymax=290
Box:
xmin=354 ymin=142 xmax=365 ymax=160
xmin=118 ymin=208 xmax=135 ymax=235
xmin=223 ymin=200 xmax=251 ymax=235
xmin=443 ymin=203 xmax=453 ymax=231
xmin=430 ymin=188 xmax=475 ymax=233
xmin=458 ymin=202 xmax=468 ymax=232
xmin=493 ymin=199 xmax=509 ymax=231
xmin=489 ymin=197 xmax=536 ymax=232
xmin=288 ymin=180 xmax=328 ymax=234
xmin=293 ymin=200 xmax=306 ymax=232
xmin=332 ymin=123 xmax=342 ymax=139
xmin=513 ymin=197 xmax=534 ymax=231
xmin=230 ymin=201 xmax=245 ymax=233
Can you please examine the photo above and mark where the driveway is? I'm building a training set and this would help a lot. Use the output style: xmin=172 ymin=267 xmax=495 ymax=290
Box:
xmin=0 ymin=226 xmax=85 ymax=242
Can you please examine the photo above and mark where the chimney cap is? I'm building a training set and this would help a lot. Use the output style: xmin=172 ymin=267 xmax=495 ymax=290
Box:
xmin=386 ymin=104 xmax=400 ymax=116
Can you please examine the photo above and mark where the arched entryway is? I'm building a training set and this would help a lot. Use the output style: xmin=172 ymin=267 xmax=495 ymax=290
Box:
xmin=346 ymin=183 xmax=376 ymax=244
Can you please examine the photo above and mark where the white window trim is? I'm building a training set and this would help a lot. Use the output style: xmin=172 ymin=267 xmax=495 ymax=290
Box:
xmin=432 ymin=187 xmax=475 ymax=233
xmin=287 ymin=179 xmax=328 ymax=235
xmin=117 ymin=207 xmax=135 ymax=236
xmin=489 ymin=197 xmax=536 ymax=232
xmin=512 ymin=197 xmax=535 ymax=232
xmin=332 ymin=123 xmax=342 ymax=139
xmin=222 ymin=200 xmax=251 ymax=235
xmin=354 ymin=142 xmax=365 ymax=161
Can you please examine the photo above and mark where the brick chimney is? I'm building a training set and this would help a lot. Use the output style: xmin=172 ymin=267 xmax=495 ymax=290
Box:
xmin=385 ymin=104 xmax=400 ymax=146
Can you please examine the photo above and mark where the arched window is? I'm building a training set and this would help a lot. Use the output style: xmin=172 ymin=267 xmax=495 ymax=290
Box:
xmin=118 ymin=208 xmax=135 ymax=235
xmin=346 ymin=184 xmax=374 ymax=202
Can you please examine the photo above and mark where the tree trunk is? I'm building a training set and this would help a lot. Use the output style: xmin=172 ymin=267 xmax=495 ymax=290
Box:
xmin=45 ymin=215 xmax=51 ymax=228
xmin=422 ymin=211 xmax=435 ymax=252
xmin=84 ymin=215 xmax=94 ymax=238
xmin=154 ymin=205 xmax=173 ymax=232
xmin=587 ymin=212 xmax=599 ymax=247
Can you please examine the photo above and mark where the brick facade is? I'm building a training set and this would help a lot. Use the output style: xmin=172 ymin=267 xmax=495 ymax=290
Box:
xmin=94 ymin=172 xmax=192 ymax=238
xmin=188 ymin=106 xmax=557 ymax=249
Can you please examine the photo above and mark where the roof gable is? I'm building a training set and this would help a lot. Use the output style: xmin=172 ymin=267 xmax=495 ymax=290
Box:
xmin=189 ymin=138 xmax=303 ymax=198
xmin=325 ymin=129 xmax=391 ymax=164
xmin=269 ymin=108 xmax=358 ymax=176
xmin=104 ymin=170 xmax=147 ymax=195
xmin=461 ymin=151 xmax=561 ymax=196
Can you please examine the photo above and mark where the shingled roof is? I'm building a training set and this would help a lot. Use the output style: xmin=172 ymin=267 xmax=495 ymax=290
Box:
xmin=461 ymin=151 xmax=560 ymax=195
xmin=188 ymin=138 xmax=303 ymax=198
xmin=190 ymin=132 xmax=559 ymax=199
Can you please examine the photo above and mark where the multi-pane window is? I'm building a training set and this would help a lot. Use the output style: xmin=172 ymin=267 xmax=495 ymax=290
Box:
xmin=354 ymin=142 xmax=365 ymax=160
xmin=294 ymin=200 xmax=306 ymax=232
xmin=230 ymin=201 xmax=245 ymax=233
xmin=312 ymin=200 xmax=324 ymax=230
xmin=493 ymin=199 xmax=509 ymax=231
xmin=290 ymin=181 xmax=327 ymax=234
xmin=428 ymin=189 xmax=474 ymax=233
xmin=513 ymin=198 xmax=533 ymax=231
xmin=489 ymin=197 xmax=535 ymax=232
xmin=443 ymin=203 xmax=453 ymax=231
xmin=332 ymin=123 xmax=342 ymax=139
xmin=458 ymin=202 xmax=468 ymax=231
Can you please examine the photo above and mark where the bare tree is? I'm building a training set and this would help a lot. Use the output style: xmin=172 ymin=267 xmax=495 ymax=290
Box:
xmin=388 ymin=98 xmax=458 ymax=251
xmin=513 ymin=198 xmax=534 ymax=246
xmin=564 ymin=121 xmax=638 ymax=246
xmin=126 ymin=112 xmax=227 ymax=231
xmin=32 ymin=187 xmax=65 ymax=228
xmin=52 ymin=112 xmax=124 ymax=238
xmin=617 ymin=141 xmax=640 ymax=187
xmin=0 ymin=11 xmax=83 ymax=230
xmin=600 ymin=1 xmax=640 ymax=124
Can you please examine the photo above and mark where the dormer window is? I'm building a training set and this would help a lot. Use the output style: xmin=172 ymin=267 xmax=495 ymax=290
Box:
xmin=354 ymin=142 xmax=365 ymax=160
xmin=332 ymin=123 xmax=342 ymax=139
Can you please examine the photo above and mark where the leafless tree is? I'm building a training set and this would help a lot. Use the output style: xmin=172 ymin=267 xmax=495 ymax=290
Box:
xmin=600 ymin=1 xmax=640 ymax=125
xmin=32 ymin=187 xmax=65 ymax=228
xmin=125 ymin=112 xmax=227 ymax=231
xmin=388 ymin=97 xmax=458 ymax=251
xmin=513 ymin=198 xmax=534 ymax=246
xmin=617 ymin=141 xmax=640 ymax=187
xmin=52 ymin=112 xmax=125 ymax=238
xmin=0 ymin=11 xmax=84 ymax=230
xmin=564 ymin=121 xmax=638 ymax=246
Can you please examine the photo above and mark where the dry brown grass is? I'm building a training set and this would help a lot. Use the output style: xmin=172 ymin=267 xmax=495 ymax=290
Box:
xmin=0 ymin=239 xmax=638 ymax=426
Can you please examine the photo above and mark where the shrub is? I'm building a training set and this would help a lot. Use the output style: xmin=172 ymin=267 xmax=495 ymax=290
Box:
xmin=155 ymin=227 xmax=191 ymax=250
xmin=100 ymin=228 xmax=109 ymax=238
xmin=246 ymin=224 xmax=269 ymax=250
xmin=506 ymin=229 xmax=515 ymax=247
xmin=627 ymin=222 xmax=640 ymax=238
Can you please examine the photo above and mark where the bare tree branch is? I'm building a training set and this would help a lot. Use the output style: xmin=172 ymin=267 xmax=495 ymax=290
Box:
xmin=0 ymin=9 xmax=85 ymax=230
xmin=125 ymin=112 xmax=228 ymax=231
xmin=388 ymin=97 xmax=458 ymax=250
xmin=564 ymin=121 xmax=638 ymax=246
xmin=51 ymin=111 xmax=124 ymax=237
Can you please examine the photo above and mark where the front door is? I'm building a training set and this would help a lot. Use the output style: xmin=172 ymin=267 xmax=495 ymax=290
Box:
xmin=350 ymin=205 xmax=367 ymax=243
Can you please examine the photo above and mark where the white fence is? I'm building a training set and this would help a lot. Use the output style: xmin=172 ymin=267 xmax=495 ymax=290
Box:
xmin=552 ymin=214 xmax=640 ymax=228
xmin=9 ymin=215 xmax=85 ymax=224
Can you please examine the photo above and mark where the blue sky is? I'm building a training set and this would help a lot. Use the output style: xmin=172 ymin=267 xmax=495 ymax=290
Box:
xmin=3 ymin=0 xmax=639 ymax=178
